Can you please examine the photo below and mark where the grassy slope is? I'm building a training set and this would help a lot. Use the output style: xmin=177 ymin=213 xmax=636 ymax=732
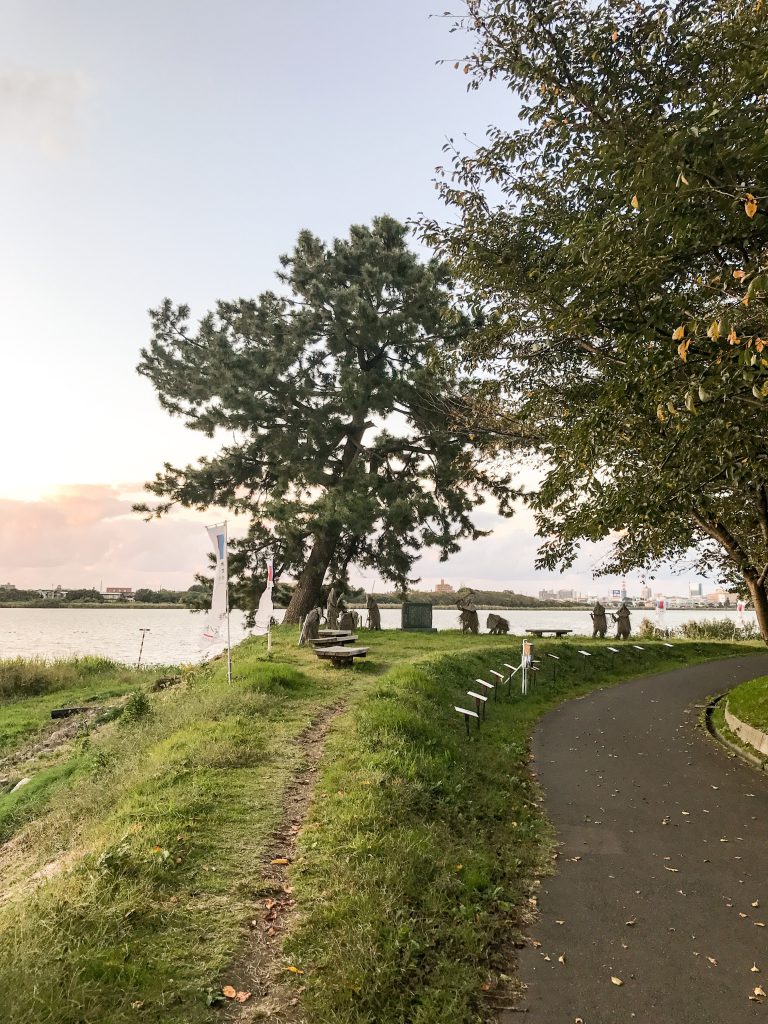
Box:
xmin=725 ymin=674 xmax=768 ymax=733
xmin=0 ymin=632 xmax=760 ymax=1024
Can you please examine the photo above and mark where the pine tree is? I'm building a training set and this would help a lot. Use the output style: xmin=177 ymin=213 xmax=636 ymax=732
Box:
xmin=137 ymin=216 xmax=514 ymax=621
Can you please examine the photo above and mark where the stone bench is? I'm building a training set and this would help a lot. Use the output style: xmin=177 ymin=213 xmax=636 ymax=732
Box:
xmin=310 ymin=634 xmax=358 ymax=648
xmin=526 ymin=628 xmax=573 ymax=638
xmin=313 ymin=645 xmax=369 ymax=668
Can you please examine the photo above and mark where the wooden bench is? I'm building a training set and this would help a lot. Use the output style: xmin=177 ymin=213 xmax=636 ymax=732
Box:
xmin=314 ymin=645 xmax=369 ymax=668
xmin=310 ymin=634 xmax=358 ymax=648
xmin=318 ymin=629 xmax=353 ymax=637
xmin=526 ymin=628 xmax=573 ymax=638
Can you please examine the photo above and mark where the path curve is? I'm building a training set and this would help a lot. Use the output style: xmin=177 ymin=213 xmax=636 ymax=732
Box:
xmin=510 ymin=654 xmax=768 ymax=1024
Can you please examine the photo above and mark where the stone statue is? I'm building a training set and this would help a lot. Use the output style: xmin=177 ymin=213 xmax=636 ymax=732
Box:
xmin=590 ymin=601 xmax=608 ymax=639
xmin=366 ymin=594 xmax=382 ymax=630
xmin=338 ymin=610 xmax=356 ymax=632
xmin=612 ymin=603 xmax=632 ymax=639
xmin=457 ymin=592 xmax=479 ymax=635
xmin=326 ymin=586 xmax=340 ymax=630
xmin=299 ymin=607 xmax=321 ymax=646
xmin=486 ymin=613 xmax=510 ymax=635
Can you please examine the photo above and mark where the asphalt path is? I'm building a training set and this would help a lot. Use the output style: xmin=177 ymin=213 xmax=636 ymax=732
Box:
xmin=510 ymin=654 xmax=768 ymax=1024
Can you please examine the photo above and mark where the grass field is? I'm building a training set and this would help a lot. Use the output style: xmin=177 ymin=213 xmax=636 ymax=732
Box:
xmin=0 ymin=630 xmax=761 ymax=1023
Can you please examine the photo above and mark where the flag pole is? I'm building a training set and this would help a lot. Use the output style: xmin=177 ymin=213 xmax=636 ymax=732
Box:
xmin=225 ymin=521 xmax=232 ymax=685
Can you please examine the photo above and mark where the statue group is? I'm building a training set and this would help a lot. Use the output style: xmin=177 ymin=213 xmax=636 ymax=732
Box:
xmin=591 ymin=601 xmax=631 ymax=639
xmin=299 ymin=587 xmax=381 ymax=645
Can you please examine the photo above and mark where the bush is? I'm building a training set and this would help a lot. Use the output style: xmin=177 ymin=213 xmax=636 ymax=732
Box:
xmin=678 ymin=618 xmax=759 ymax=641
xmin=121 ymin=691 xmax=152 ymax=723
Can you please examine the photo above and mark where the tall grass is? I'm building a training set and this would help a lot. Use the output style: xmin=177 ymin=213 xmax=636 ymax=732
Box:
xmin=0 ymin=656 xmax=122 ymax=701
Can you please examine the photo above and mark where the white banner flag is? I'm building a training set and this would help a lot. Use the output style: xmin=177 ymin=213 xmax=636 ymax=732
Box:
xmin=252 ymin=556 xmax=274 ymax=636
xmin=201 ymin=523 xmax=229 ymax=657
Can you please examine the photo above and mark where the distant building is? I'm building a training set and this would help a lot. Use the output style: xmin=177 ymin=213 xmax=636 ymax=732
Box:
xmin=706 ymin=588 xmax=735 ymax=606
xmin=39 ymin=585 xmax=67 ymax=600
xmin=557 ymin=588 xmax=576 ymax=601
xmin=102 ymin=587 xmax=134 ymax=602
xmin=434 ymin=578 xmax=455 ymax=595
xmin=0 ymin=582 xmax=16 ymax=591
xmin=689 ymin=582 xmax=703 ymax=597
xmin=538 ymin=589 xmax=558 ymax=601
xmin=640 ymin=585 xmax=653 ymax=602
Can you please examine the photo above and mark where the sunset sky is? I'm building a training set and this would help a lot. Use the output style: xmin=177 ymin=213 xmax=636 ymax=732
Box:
xmin=1 ymin=0 xmax=711 ymax=597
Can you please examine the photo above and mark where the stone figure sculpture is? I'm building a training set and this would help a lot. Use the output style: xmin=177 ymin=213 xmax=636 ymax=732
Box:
xmin=339 ymin=610 xmax=356 ymax=632
xmin=590 ymin=601 xmax=608 ymax=639
xmin=457 ymin=592 xmax=480 ymax=635
xmin=366 ymin=594 xmax=382 ymax=630
xmin=299 ymin=607 xmax=321 ymax=646
xmin=612 ymin=603 xmax=632 ymax=639
xmin=486 ymin=613 xmax=510 ymax=635
xmin=326 ymin=587 xmax=340 ymax=630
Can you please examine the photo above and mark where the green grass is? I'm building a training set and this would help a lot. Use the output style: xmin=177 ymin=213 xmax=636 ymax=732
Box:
xmin=0 ymin=631 xmax=761 ymax=1024
xmin=287 ymin=636 xmax=763 ymax=1024
xmin=723 ymin=674 xmax=768 ymax=733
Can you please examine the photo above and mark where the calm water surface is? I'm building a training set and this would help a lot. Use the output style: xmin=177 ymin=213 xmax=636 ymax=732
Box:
xmin=0 ymin=606 xmax=758 ymax=665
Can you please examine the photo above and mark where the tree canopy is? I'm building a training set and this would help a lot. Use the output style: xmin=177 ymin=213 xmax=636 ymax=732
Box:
xmin=137 ymin=216 xmax=514 ymax=621
xmin=423 ymin=0 xmax=768 ymax=638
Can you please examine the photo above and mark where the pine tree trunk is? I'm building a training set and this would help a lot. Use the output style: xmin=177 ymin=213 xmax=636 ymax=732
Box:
xmin=282 ymin=529 xmax=339 ymax=624
xmin=746 ymin=578 xmax=768 ymax=644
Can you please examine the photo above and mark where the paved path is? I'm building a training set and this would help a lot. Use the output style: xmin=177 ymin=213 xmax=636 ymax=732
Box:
xmin=510 ymin=654 xmax=768 ymax=1024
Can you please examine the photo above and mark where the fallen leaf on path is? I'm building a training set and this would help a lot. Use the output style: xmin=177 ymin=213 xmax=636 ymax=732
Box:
xmin=222 ymin=986 xmax=237 ymax=999
xmin=626 ymin=918 xmax=636 ymax=926
xmin=286 ymin=966 xmax=305 ymax=975
xmin=130 ymin=1002 xmax=144 ymax=1010
xmin=271 ymin=858 xmax=290 ymax=865
xmin=559 ymin=954 xmax=566 ymax=964
xmin=611 ymin=976 xmax=624 ymax=986
xmin=755 ymin=922 xmax=766 ymax=928
xmin=753 ymin=901 xmax=760 ymax=908
xmin=754 ymin=986 xmax=766 ymax=997
xmin=707 ymin=957 xmax=718 ymax=966
xmin=235 ymin=992 xmax=252 ymax=1003
xmin=664 ymin=866 xmax=679 ymax=873
xmin=753 ymin=964 xmax=761 ymax=973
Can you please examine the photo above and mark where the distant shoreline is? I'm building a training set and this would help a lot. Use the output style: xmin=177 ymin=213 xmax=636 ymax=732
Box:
xmin=0 ymin=602 xmax=746 ymax=613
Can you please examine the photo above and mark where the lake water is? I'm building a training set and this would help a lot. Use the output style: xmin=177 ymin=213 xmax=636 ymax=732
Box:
xmin=0 ymin=606 xmax=759 ymax=665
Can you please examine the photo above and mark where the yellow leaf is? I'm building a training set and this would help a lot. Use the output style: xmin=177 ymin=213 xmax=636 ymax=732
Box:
xmin=559 ymin=953 xmax=566 ymax=964
xmin=631 ymin=195 xmax=639 ymax=210
xmin=271 ymin=858 xmax=289 ymax=865
xmin=235 ymin=991 xmax=252 ymax=1003
xmin=678 ymin=339 xmax=691 ymax=362
xmin=707 ymin=320 xmax=721 ymax=341
xmin=733 ymin=269 xmax=747 ymax=281
xmin=611 ymin=975 xmax=624 ymax=986
xmin=756 ymin=339 xmax=765 ymax=352
xmin=612 ymin=30 xmax=619 ymax=41
xmin=753 ymin=901 xmax=760 ymax=908
xmin=728 ymin=327 xmax=740 ymax=345
xmin=752 ymin=963 xmax=761 ymax=972
xmin=755 ymin=986 xmax=766 ymax=997
xmin=680 ymin=172 xmax=689 ymax=185
xmin=222 ymin=986 xmax=237 ymax=999
xmin=743 ymin=293 xmax=751 ymax=306
xmin=286 ymin=966 xmax=305 ymax=974
xmin=745 ymin=193 xmax=758 ymax=219
xmin=672 ymin=325 xmax=686 ymax=341
xmin=707 ymin=956 xmax=718 ymax=966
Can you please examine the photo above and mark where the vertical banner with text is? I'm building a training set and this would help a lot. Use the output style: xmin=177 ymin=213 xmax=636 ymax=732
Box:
xmin=202 ymin=523 xmax=230 ymax=674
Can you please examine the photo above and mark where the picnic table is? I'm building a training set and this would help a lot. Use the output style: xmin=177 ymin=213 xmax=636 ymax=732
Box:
xmin=313 ymin=645 xmax=369 ymax=669
xmin=310 ymin=634 xmax=358 ymax=648
xmin=526 ymin=628 xmax=573 ymax=638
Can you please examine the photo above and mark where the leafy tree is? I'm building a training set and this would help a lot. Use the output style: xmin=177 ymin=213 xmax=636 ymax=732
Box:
xmin=64 ymin=589 xmax=105 ymax=603
xmin=137 ymin=217 xmax=513 ymax=621
xmin=423 ymin=0 xmax=768 ymax=640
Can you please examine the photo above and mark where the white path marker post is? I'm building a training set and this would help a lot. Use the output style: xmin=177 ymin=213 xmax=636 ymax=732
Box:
xmin=467 ymin=690 xmax=488 ymax=721
xmin=521 ymin=640 xmax=533 ymax=696
xmin=489 ymin=670 xmax=504 ymax=701
xmin=475 ymin=678 xmax=495 ymax=704
xmin=546 ymin=652 xmax=560 ymax=684
xmin=503 ymin=663 xmax=519 ymax=699
xmin=454 ymin=705 xmax=480 ymax=737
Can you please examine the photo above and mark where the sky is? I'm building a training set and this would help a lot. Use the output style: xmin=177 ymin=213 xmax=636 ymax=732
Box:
xmin=0 ymin=0 xmax=712 ymax=598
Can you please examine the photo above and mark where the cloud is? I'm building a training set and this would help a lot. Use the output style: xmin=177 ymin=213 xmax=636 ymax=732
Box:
xmin=0 ymin=69 xmax=92 ymax=155
xmin=0 ymin=485 xmax=209 ymax=589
